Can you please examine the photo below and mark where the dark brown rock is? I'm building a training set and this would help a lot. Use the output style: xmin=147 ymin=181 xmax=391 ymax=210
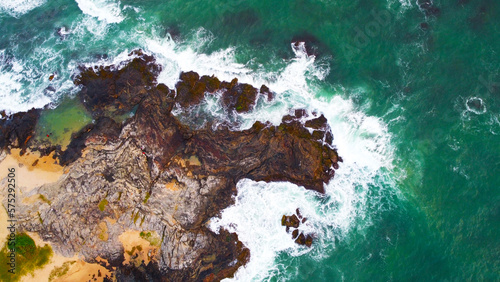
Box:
xmin=175 ymin=71 xmax=264 ymax=113
xmin=295 ymin=109 xmax=307 ymax=119
xmin=7 ymin=50 xmax=339 ymax=281
xmin=221 ymin=81 xmax=258 ymax=113
xmin=260 ymin=84 xmax=273 ymax=101
xmin=74 ymin=49 xmax=161 ymax=118
xmin=175 ymin=71 xmax=206 ymax=108
xmin=187 ymin=117 xmax=339 ymax=193
xmin=282 ymin=214 xmax=300 ymax=229
xmin=200 ymin=75 xmax=221 ymax=93
xmin=289 ymin=214 xmax=300 ymax=228
xmin=296 ymin=208 xmax=302 ymax=219
xmin=0 ymin=108 xmax=41 ymax=152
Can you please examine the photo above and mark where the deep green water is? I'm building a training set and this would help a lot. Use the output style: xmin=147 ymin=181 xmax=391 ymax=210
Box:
xmin=1 ymin=0 xmax=499 ymax=281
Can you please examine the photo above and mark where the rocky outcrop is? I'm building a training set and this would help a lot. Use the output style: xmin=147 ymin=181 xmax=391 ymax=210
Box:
xmin=0 ymin=108 xmax=41 ymax=153
xmin=74 ymin=49 xmax=162 ymax=119
xmin=6 ymin=50 xmax=340 ymax=281
xmin=282 ymin=209 xmax=313 ymax=247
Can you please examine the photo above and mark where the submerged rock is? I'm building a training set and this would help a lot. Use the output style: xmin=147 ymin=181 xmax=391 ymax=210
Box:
xmin=417 ymin=0 xmax=440 ymax=16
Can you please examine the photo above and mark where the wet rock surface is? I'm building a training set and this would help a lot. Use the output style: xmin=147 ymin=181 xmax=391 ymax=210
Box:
xmin=2 ymin=50 xmax=340 ymax=281
xmin=74 ymin=50 xmax=161 ymax=119
xmin=0 ymin=108 xmax=41 ymax=153
xmin=175 ymin=70 xmax=271 ymax=113
xmin=281 ymin=209 xmax=313 ymax=247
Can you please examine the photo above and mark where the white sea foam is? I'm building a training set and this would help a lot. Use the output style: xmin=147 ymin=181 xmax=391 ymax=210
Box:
xmin=0 ymin=43 xmax=80 ymax=114
xmin=0 ymin=0 xmax=46 ymax=17
xmin=74 ymin=0 xmax=124 ymax=24
xmin=72 ymin=15 xmax=111 ymax=38
xmin=0 ymin=56 xmax=53 ymax=113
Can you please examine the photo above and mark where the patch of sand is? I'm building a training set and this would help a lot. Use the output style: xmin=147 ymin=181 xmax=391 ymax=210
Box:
xmin=175 ymin=155 xmax=201 ymax=168
xmin=165 ymin=179 xmax=180 ymax=191
xmin=187 ymin=155 xmax=201 ymax=166
xmin=98 ymin=221 xmax=109 ymax=241
xmin=52 ymin=260 xmax=112 ymax=282
xmin=119 ymin=230 xmax=160 ymax=267
xmin=0 ymin=148 xmax=64 ymax=193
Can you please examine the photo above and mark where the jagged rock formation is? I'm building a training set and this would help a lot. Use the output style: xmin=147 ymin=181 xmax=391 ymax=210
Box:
xmin=1 ymin=50 xmax=340 ymax=281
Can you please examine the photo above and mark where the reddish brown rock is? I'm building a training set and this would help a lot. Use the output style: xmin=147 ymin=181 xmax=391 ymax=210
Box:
xmin=305 ymin=114 xmax=328 ymax=129
xmin=260 ymin=84 xmax=273 ymax=101
xmin=305 ymin=235 xmax=313 ymax=247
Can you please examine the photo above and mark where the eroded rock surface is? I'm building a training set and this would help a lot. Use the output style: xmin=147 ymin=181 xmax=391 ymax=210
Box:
xmin=3 ymin=50 xmax=340 ymax=281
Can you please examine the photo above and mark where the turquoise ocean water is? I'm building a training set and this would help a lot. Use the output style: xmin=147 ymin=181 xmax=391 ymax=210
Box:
xmin=1 ymin=0 xmax=499 ymax=280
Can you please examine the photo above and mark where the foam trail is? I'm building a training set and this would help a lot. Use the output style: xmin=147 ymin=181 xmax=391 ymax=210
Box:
xmin=75 ymin=0 xmax=124 ymax=23
xmin=0 ymin=0 xmax=46 ymax=17
xmin=0 ymin=54 xmax=53 ymax=114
